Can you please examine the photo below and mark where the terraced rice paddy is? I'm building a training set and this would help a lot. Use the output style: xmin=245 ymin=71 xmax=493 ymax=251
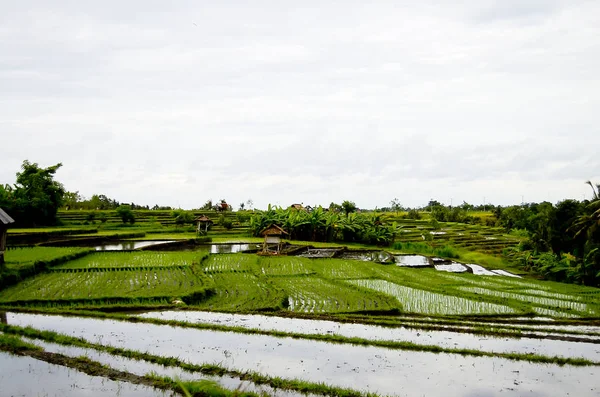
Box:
xmin=3 ymin=312 xmax=599 ymax=397
xmin=350 ymin=279 xmax=516 ymax=315
xmin=1 ymin=239 xmax=599 ymax=396
xmin=2 ymin=246 xmax=91 ymax=270
xmin=0 ymin=251 xmax=211 ymax=303
xmin=56 ymin=251 xmax=200 ymax=269
xmin=2 ymin=251 xmax=599 ymax=317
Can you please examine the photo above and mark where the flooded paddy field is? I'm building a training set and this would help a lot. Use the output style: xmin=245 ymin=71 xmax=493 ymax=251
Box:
xmin=0 ymin=350 xmax=170 ymax=397
xmin=4 ymin=312 xmax=600 ymax=397
xmin=136 ymin=310 xmax=600 ymax=360
xmin=18 ymin=337 xmax=311 ymax=397
xmin=2 ymin=242 xmax=599 ymax=396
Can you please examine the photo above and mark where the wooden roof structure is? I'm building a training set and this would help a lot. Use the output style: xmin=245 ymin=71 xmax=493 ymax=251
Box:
xmin=259 ymin=224 xmax=288 ymax=255
xmin=0 ymin=207 xmax=15 ymax=267
xmin=260 ymin=224 xmax=288 ymax=236
xmin=0 ymin=208 xmax=15 ymax=227
xmin=195 ymin=215 xmax=213 ymax=235
xmin=195 ymin=215 xmax=213 ymax=223
xmin=290 ymin=203 xmax=304 ymax=211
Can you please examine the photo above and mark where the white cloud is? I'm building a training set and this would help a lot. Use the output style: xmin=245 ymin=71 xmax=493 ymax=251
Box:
xmin=1 ymin=1 xmax=599 ymax=209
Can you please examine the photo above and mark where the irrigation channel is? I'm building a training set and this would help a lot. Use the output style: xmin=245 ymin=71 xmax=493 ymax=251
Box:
xmin=3 ymin=312 xmax=600 ymax=396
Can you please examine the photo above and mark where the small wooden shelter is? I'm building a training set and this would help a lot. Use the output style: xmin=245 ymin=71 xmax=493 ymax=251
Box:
xmin=195 ymin=215 xmax=213 ymax=235
xmin=260 ymin=224 xmax=288 ymax=254
xmin=0 ymin=207 xmax=15 ymax=267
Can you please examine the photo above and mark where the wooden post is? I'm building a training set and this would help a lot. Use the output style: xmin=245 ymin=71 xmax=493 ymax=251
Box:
xmin=0 ymin=227 xmax=7 ymax=269
xmin=0 ymin=312 xmax=6 ymax=325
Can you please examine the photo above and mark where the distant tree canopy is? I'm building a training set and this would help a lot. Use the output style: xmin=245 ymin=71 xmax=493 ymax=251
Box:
xmin=63 ymin=192 xmax=150 ymax=211
xmin=0 ymin=160 xmax=65 ymax=226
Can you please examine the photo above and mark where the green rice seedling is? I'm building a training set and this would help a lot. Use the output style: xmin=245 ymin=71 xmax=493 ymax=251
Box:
xmin=256 ymin=256 xmax=315 ymax=276
xmin=198 ymin=272 xmax=287 ymax=311
xmin=0 ymin=266 xmax=212 ymax=303
xmin=350 ymin=279 xmax=516 ymax=315
xmin=273 ymin=276 xmax=399 ymax=313
xmin=459 ymin=287 xmax=589 ymax=314
xmin=3 ymin=247 xmax=92 ymax=270
xmin=202 ymin=254 xmax=258 ymax=273
xmin=56 ymin=251 xmax=201 ymax=269
xmin=312 ymin=258 xmax=379 ymax=280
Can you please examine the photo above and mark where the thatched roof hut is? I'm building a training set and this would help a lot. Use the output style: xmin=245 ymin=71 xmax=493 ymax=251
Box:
xmin=0 ymin=208 xmax=15 ymax=266
xmin=260 ymin=224 xmax=288 ymax=254
xmin=195 ymin=215 xmax=213 ymax=234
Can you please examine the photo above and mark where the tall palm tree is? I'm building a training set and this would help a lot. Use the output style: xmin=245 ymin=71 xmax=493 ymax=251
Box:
xmin=568 ymin=181 xmax=600 ymax=285
xmin=585 ymin=181 xmax=599 ymax=200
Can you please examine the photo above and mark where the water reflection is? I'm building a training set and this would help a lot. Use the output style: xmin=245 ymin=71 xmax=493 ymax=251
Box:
xmin=94 ymin=240 xmax=173 ymax=251
xmin=7 ymin=312 xmax=600 ymax=397
xmin=0 ymin=351 xmax=169 ymax=397
xmin=209 ymin=244 xmax=260 ymax=254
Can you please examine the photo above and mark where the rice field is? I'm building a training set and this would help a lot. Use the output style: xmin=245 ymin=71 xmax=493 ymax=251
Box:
xmin=459 ymin=287 xmax=588 ymax=313
xmin=349 ymin=279 xmax=516 ymax=315
xmin=199 ymin=272 xmax=286 ymax=311
xmin=0 ymin=251 xmax=211 ymax=303
xmin=276 ymin=276 xmax=399 ymax=313
xmin=0 ymin=267 xmax=211 ymax=302
xmin=3 ymin=247 xmax=92 ymax=270
xmin=56 ymin=251 xmax=200 ymax=270
xmin=2 ymin=251 xmax=599 ymax=317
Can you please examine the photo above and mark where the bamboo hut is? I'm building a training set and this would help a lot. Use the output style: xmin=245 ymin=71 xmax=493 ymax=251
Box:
xmin=260 ymin=224 xmax=288 ymax=254
xmin=195 ymin=215 xmax=213 ymax=235
xmin=0 ymin=207 xmax=15 ymax=267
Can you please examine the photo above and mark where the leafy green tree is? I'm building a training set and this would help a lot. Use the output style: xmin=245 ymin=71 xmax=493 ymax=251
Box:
xmin=0 ymin=161 xmax=65 ymax=226
xmin=115 ymin=205 xmax=135 ymax=224
xmin=329 ymin=202 xmax=342 ymax=213
xmin=390 ymin=198 xmax=402 ymax=214
xmin=172 ymin=210 xmax=194 ymax=226
xmin=218 ymin=214 xmax=234 ymax=230
xmin=201 ymin=200 xmax=213 ymax=211
xmin=62 ymin=191 xmax=81 ymax=209
xmin=341 ymin=200 xmax=357 ymax=216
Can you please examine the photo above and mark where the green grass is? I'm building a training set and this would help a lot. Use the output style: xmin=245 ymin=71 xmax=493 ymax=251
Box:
xmin=0 ymin=333 xmax=43 ymax=353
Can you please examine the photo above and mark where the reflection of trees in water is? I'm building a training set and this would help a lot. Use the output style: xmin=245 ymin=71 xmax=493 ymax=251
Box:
xmin=0 ymin=311 xmax=7 ymax=325
xmin=210 ymin=244 xmax=250 ymax=254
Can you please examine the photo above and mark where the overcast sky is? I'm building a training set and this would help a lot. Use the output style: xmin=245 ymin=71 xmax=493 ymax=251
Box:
xmin=1 ymin=1 xmax=599 ymax=210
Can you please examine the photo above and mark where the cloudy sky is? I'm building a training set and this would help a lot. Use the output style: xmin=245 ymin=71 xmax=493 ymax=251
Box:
xmin=1 ymin=1 xmax=599 ymax=210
